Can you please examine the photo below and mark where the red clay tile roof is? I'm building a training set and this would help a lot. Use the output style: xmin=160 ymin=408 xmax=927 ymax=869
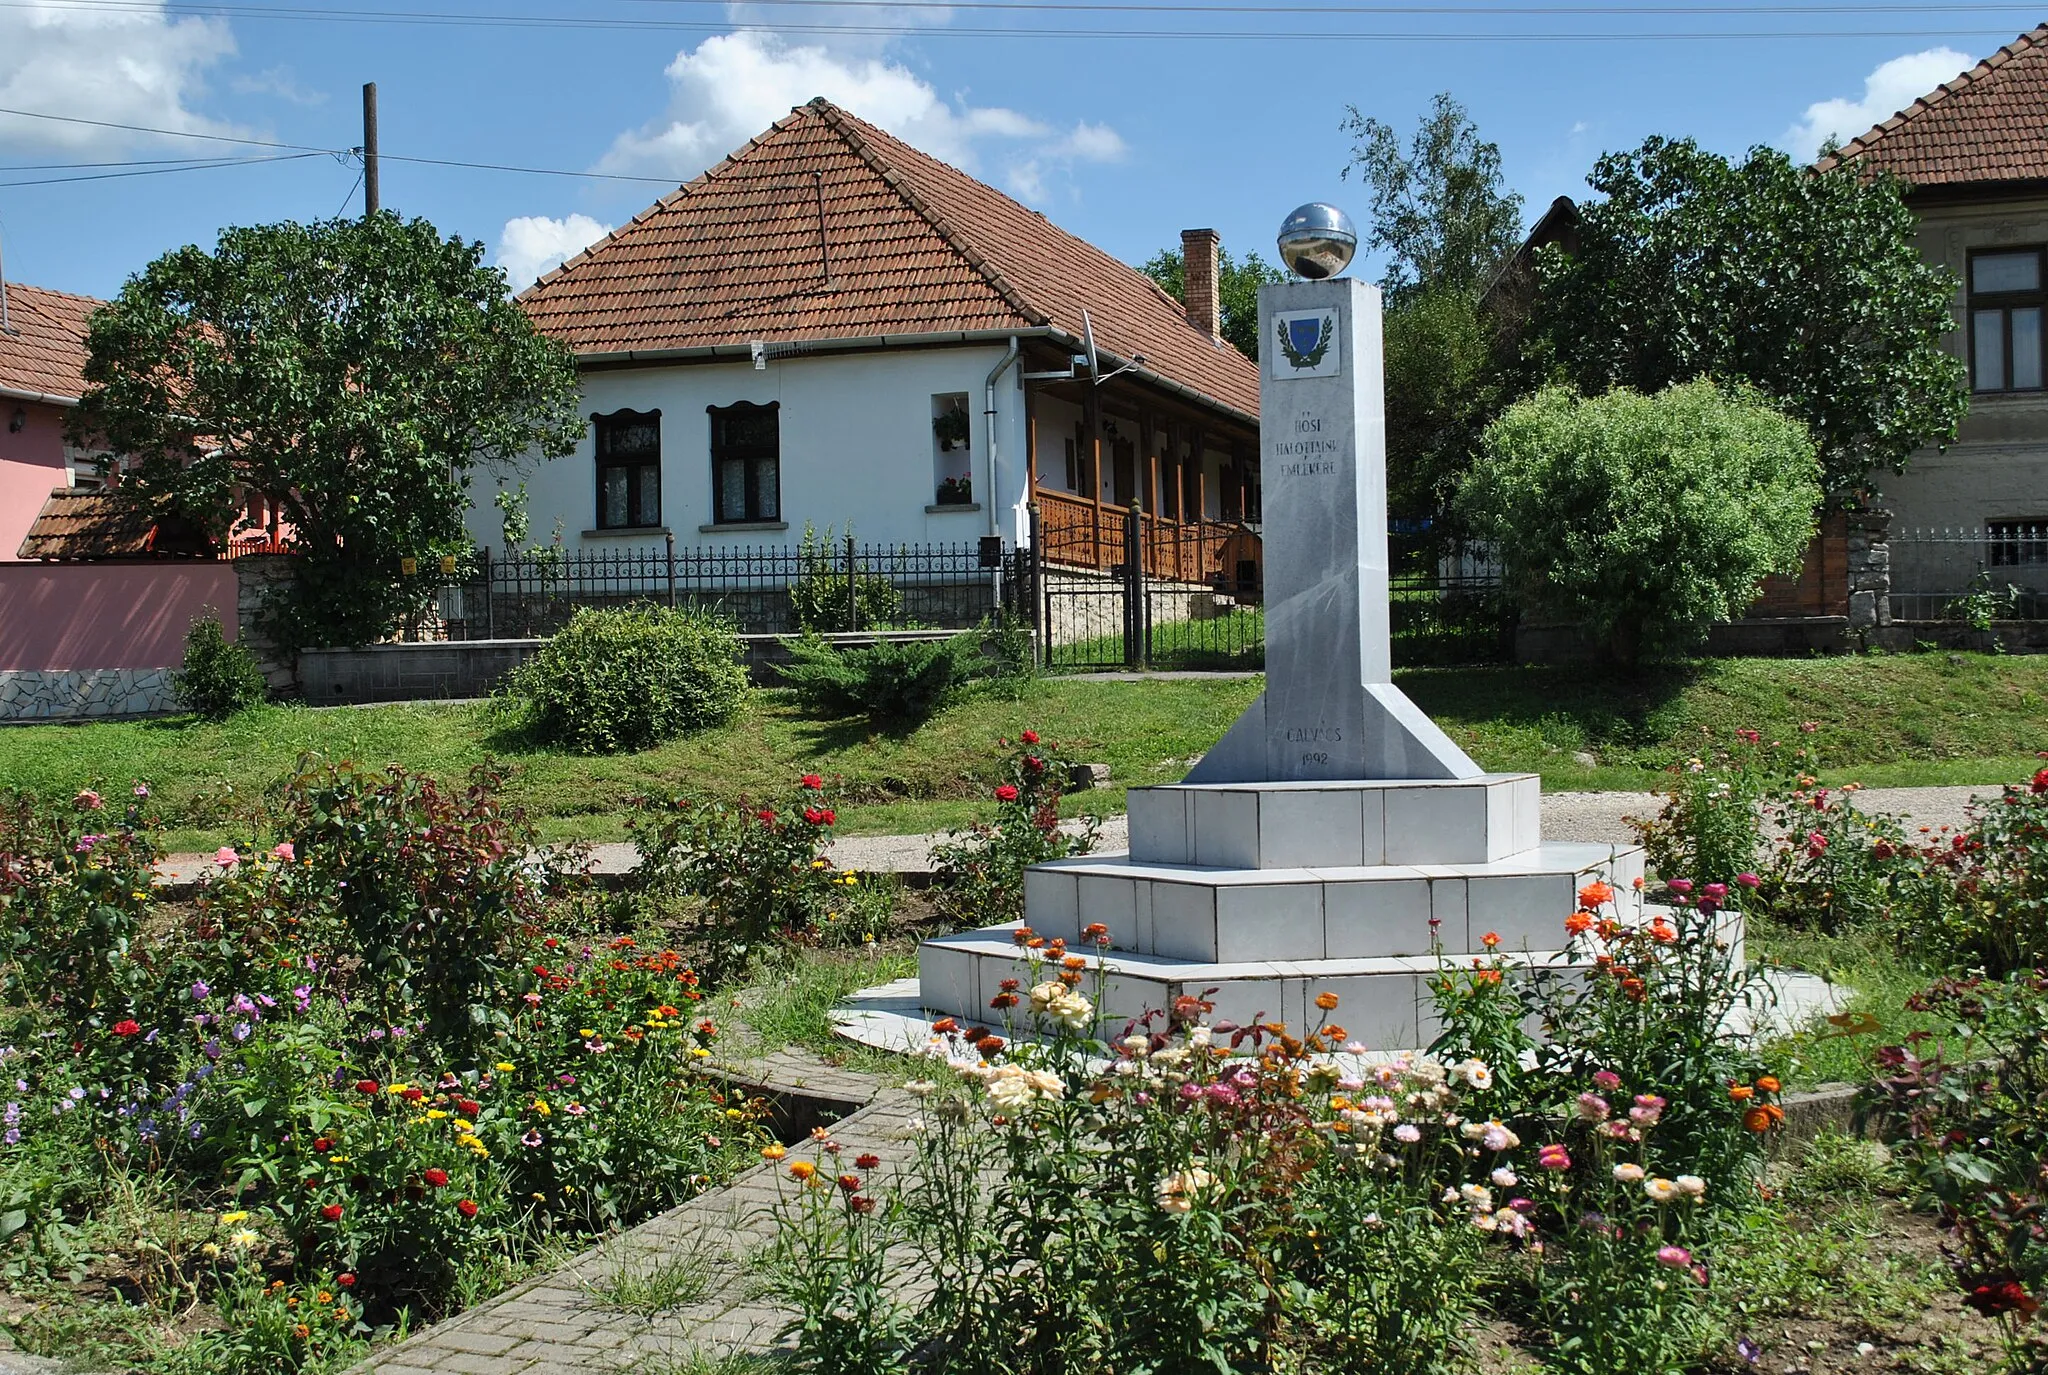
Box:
xmin=521 ymin=98 xmax=1259 ymax=421
xmin=0 ymin=282 xmax=100 ymax=404
xmin=16 ymin=489 xmax=211 ymax=561
xmin=1818 ymin=26 xmax=2048 ymax=187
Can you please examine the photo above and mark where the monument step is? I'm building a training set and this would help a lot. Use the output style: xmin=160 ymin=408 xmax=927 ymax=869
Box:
xmin=917 ymin=929 xmax=1586 ymax=1048
xmin=1128 ymin=773 xmax=1541 ymax=869
xmin=1020 ymin=842 xmax=1646 ymax=965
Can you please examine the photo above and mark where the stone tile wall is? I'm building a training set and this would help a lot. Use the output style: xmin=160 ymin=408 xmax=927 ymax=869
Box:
xmin=0 ymin=667 xmax=178 ymax=720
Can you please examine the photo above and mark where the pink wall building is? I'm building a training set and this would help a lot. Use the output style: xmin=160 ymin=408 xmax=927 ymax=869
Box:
xmin=1 ymin=282 xmax=99 ymax=561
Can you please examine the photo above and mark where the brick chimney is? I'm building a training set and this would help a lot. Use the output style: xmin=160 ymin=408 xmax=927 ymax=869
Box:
xmin=1180 ymin=227 xmax=1222 ymax=342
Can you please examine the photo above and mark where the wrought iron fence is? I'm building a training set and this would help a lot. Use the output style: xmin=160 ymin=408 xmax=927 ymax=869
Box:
xmin=1888 ymin=524 xmax=2048 ymax=622
xmin=404 ymin=534 xmax=1021 ymax=641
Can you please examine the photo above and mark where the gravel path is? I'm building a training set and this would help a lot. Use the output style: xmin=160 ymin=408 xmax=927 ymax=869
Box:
xmin=156 ymin=784 xmax=2000 ymax=886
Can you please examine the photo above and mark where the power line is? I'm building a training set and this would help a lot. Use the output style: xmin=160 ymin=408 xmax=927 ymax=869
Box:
xmin=0 ymin=0 xmax=2026 ymax=39
xmin=0 ymin=152 xmax=330 ymax=188
xmin=374 ymin=153 xmax=680 ymax=184
xmin=0 ymin=105 xmax=335 ymax=153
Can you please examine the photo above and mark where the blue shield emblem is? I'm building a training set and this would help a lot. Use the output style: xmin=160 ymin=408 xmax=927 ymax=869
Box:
xmin=1286 ymin=315 xmax=1325 ymax=357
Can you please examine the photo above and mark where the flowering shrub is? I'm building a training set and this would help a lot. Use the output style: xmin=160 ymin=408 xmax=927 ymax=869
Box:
xmin=1864 ymin=971 xmax=2048 ymax=1371
xmin=1629 ymin=727 xmax=1800 ymax=887
xmin=929 ymin=730 xmax=1098 ymax=929
xmin=630 ymin=774 xmax=851 ymax=978
xmin=1894 ymin=761 xmax=2048 ymax=977
xmin=0 ymin=764 xmax=758 ymax=1353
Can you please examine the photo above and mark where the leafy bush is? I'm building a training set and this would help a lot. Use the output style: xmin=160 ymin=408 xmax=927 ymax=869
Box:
xmin=173 ymin=615 xmax=267 ymax=720
xmin=1895 ymin=763 xmax=2048 ymax=978
xmin=777 ymin=633 xmax=981 ymax=726
xmin=630 ymin=774 xmax=851 ymax=979
xmin=929 ymin=730 xmax=1097 ymax=929
xmin=1459 ymin=381 xmax=1821 ymax=664
xmin=1865 ymin=971 xmax=2048 ymax=1370
xmin=787 ymin=523 xmax=904 ymax=633
xmin=503 ymin=603 xmax=747 ymax=753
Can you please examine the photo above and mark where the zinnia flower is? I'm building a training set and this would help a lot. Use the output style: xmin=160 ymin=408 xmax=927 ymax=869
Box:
xmin=456 ymin=1198 xmax=479 ymax=1218
xmin=1655 ymin=1245 xmax=1691 ymax=1269
xmin=112 ymin=1020 xmax=140 ymax=1037
xmin=422 ymin=1168 xmax=449 ymax=1187
xmin=320 ymin=1204 xmax=344 ymax=1222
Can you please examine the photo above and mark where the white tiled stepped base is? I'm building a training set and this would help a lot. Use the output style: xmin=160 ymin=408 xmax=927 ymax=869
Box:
xmin=918 ymin=842 xmax=1663 ymax=1050
xmin=1017 ymin=843 xmax=1644 ymax=962
xmin=1127 ymin=774 xmax=1542 ymax=869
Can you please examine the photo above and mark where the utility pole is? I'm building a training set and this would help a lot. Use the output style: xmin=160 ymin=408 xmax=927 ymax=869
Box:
xmin=362 ymin=81 xmax=380 ymax=216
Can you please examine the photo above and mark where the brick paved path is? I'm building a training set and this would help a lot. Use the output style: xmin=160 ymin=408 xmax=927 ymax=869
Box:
xmin=348 ymin=1053 xmax=907 ymax=1375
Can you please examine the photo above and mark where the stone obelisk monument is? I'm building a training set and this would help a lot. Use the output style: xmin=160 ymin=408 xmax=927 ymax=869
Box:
xmin=914 ymin=203 xmax=1655 ymax=1048
xmin=1187 ymin=271 xmax=1481 ymax=783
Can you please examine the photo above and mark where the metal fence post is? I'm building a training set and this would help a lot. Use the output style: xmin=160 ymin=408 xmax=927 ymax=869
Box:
xmin=1123 ymin=499 xmax=1143 ymax=669
xmin=1028 ymin=501 xmax=1045 ymax=669
xmin=844 ymin=531 xmax=859 ymax=631
xmin=481 ymin=546 xmax=495 ymax=640
xmin=665 ymin=530 xmax=678 ymax=609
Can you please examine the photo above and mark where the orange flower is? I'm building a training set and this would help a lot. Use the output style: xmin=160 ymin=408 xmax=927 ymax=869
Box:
xmin=762 ymin=1144 xmax=788 ymax=1161
xmin=1648 ymin=921 xmax=1677 ymax=943
xmin=1743 ymin=1105 xmax=1774 ymax=1133
xmin=1578 ymin=881 xmax=1616 ymax=909
xmin=1061 ymin=954 xmax=1087 ymax=971
xmin=1729 ymin=1085 xmax=1753 ymax=1102
xmin=788 ymin=1161 xmax=817 ymax=1181
xmin=1565 ymin=911 xmax=1594 ymax=935
xmin=1755 ymin=1075 xmax=1781 ymax=1094
xmin=1480 ymin=931 xmax=1500 ymax=949
xmin=1314 ymin=991 xmax=1340 ymax=1011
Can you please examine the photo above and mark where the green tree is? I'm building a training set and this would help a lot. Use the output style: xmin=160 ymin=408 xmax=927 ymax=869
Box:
xmin=1525 ymin=136 xmax=1966 ymax=495
xmin=1140 ymin=243 xmax=1285 ymax=360
xmin=1459 ymin=381 xmax=1822 ymax=666
xmin=1341 ymin=91 xmax=1525 ymax=305
xmin=1340 ymin=93 xmax=1525 ymax=518
xmin=75 ymin=213 xmax=584 ymax=648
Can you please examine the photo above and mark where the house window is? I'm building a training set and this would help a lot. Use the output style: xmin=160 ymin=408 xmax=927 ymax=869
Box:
xmin=594 ymin=409 xmax=661 ymax=529
xmin=708 ymin=400 xmax=780 ymax=524
xmin=1969 ymin=249 xmax=2046 ymax=393
xmin=1988 ymin=519 xmax=2047 ymax=567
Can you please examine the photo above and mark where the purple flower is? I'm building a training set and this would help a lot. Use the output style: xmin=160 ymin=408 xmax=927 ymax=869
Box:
xmin=556 ymin=1073 xmax=576 ymax=1088
xmin=1736 ymin=1337 xmax=1761 ymax=1365
xmin=133 ymin=783 xmax=150 ymax=798
xmin=256 ymin=993 xmax=275 ymax=1009
xmin=190 ymin=981 xmax=210 ymax=1001
xmin=65 ymin=1087 xmax=84 ymax=1101
xmin=202 ymin=1040 xmax=221 ymax=1061
xmin=231 ymin=1023 xmax=251 ymax=1042
xmin=520 ymin=1129 xmax=543 ymax=1149
xmin=233 ymin=994 xmax=255 ymax=1015
xmin=292 ymin=986 xmax=311 ymax=1012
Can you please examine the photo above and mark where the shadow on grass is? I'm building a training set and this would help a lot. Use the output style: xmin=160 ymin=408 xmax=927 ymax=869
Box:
xmin=1398 ymin=659 xmax=1717 ymax=752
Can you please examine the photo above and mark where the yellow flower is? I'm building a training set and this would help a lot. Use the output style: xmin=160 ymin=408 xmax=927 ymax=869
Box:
xmin=457 ymin=1133 xmax=482 ymax=1149
xmin=788 ymin=1161 xmax=817 ymax=1181
xmin=228 ymin=1229 xmax=260 ymax=1248
xmin=385 ymin=1083 xmax=410 ymax=1095
xmin=725 ymin=1108 xmax=742 ymax=1120
xmin=532 ymin=1100 xmax=551 ymax=1117
xmin=426 ymin=1109 xmax=448 ymax=1120
xmin=689 ymin=1047 xmax=711 ymax=1059
xmin=219 ymin=1210 xmax=250 ymax=1225
xmin=762 ymin=1144 xmax=787 ymax=1160
xmin=493 ymin=1062 xmax=515 ymax=1073
xmin=578 ymin=1030 xmax=596 ymax=1039
xmin=454 ymin=1118 xmax=475 ymax=1132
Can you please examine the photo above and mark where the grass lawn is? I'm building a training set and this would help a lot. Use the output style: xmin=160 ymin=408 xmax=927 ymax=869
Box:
xmin=4 ymin=651 xmax=2044 ymax=853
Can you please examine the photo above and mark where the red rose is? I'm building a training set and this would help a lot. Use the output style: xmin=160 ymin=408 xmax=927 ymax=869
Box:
xmin=111 ymin=1020 xmax=141 ymax=1037
xmin=456 ymin=1198 xmax=479 ymax=1219
xmin=801 ymin=773 xmax=824 ymax=790
xmin=320 ymin=1204 xmax=344 ymax=1222
xmin=355 ymin=1080 xmax=379 ymax=1095
xmin=1021 ymin=730 xmax=1039 ymax=744
xmin=1024 ymin=756 xmax=1044 ymax=773
xmin=820 ymin=808 xmax=835 ymax=825
xmin=994 ymin=785 xmax=1019 ymax=802
xmin=2033 ymin=767 xmax=2048 ymax=795
xmin=422 ymin=1168 xmax=450 ymax=1188
xmin=804 ymin=807 xmax=827 ymax=826
xmin=336 ymin=1273 xmax=355 ymax=1288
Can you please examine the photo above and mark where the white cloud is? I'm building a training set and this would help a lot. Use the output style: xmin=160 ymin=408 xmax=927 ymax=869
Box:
xmin=1569 ymin=120 xmax=1589 ymax=136
xmin=495 ymin=213 xmax=615 ymax=288
xmin=1784 ymin=47 xmax=1973 ymax=160
xmin=0 ymin=2 xmax=240 ymax=155
xmin=231 ymin=66 xmax=326 ymax=107
xmin=597 ymin=30 xmax=1123 ymax=203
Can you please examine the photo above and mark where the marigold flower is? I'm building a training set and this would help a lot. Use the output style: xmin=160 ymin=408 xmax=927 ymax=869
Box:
xmin=220 ymin=1210 xmax=250 ymax=1225
xmin=456 ymin=1198 xmax=479 ymax=1218
xmin=932 ymin=1017 xmax=958 ymax=1035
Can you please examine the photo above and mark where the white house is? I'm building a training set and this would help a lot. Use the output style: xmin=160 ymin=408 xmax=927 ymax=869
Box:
xmin=482 ymin=97 xmax=1262 ymax=589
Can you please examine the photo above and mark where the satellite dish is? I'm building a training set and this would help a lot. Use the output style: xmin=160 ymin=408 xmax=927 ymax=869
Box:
xmin=1081 ymin=307 xmax=1101 ymax=382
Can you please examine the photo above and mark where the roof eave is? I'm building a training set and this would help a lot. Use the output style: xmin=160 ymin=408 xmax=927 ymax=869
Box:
xmin=0 ymin=384 xmax=80 ymax=407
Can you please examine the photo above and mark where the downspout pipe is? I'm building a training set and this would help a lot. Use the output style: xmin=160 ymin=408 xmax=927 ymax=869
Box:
xmin=984 ymin=336 xmax=1021 ymax=543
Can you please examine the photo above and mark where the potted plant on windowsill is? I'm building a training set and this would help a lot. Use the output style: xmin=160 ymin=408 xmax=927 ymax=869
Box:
xmin=933 ymin=408 xmax=971 ymax=453
xmin=935 ymin=476 xmax=973 ymax=506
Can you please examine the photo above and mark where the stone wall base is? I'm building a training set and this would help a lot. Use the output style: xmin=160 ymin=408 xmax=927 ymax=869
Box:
xmin=0 ymin=668 xmax=178 ymax=721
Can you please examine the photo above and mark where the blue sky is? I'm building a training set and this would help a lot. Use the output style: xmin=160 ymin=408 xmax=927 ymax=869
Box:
xmin=0 ymin=1 xmax=2018 ymax=302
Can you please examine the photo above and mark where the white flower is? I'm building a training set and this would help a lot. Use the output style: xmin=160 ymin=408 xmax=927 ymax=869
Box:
xmin=228 ymin=1229 xmax=260 ymax=1249
xmin=1150 ymin=1047 xmax=1190 ymax=1068
xmin=1026 ymin=1069 xmax=1063 ymax=1096
xmin=1481 ymin=1122 xmax=1519 ymax=1153
xmin=1492 ymin=1206 xmax=1533 ymax=1239
xmin=1112 ymin=1060 xmax=1141 ymax=1078
xmin=1491 ymin=1166 xmax=1518 ymax=1188
xmin=1459 ymin=1184 xmax=1494 ymax=1211
xmin=1643 ymin=1177 xmax=1680 ymax=1203
xmin=904 ymin=1079 xmax=937 ymax=1097
xmin=1393 ymin=1123 xmax=1421 ymax=1144
xmin=1187 ymin=1026 xmax=1212 ymax=1049
xmin=1454 ymin=1058 xmax=1494 ymax=1091
xmin=1122 ymin=1035 xmax=1150 ymax=1055
xmin=986 ymin=1075 xmax=1037 ymax=1113
xmin=1673 ymin=1174 xmax=1707 ymax=1198
xmin=1155 ymin=1166 xmax=1216 ymax=1214
xmin=1028 ymin=981 xmax=1067 ymax=1011
xmin=1612 ymin=1162 xmax=1646 ymax=1184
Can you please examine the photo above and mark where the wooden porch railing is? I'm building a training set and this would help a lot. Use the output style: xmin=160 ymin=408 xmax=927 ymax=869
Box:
xmin=1035 ymin=487 xmax=1261 ymax=594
